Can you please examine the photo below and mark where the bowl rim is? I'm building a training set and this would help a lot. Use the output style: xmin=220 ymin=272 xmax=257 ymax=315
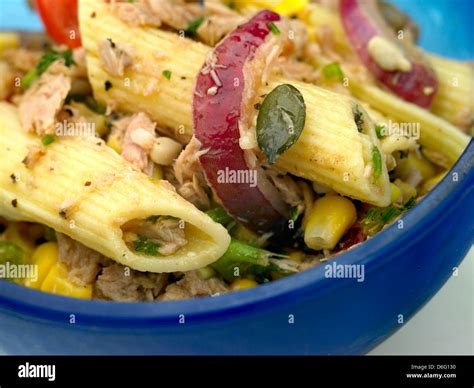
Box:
xmin=0 ymin=140 xmax=473 ymax=328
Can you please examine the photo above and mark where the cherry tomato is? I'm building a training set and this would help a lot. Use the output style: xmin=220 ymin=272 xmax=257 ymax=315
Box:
xmin=35 ymin=0 xmax=81 ymax=48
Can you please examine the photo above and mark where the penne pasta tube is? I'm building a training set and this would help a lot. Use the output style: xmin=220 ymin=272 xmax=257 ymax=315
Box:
xmin=79 ymin=0 xmax=391 ymax=207
xmin=0 ymin=102 xmax=230 ymax=273
xmin=428 ymin=54 xmax=474 ymax=131
xmin=348 ymin=78 xmax=469 ymax=165
xmin=302 ymin=3 xmax=474 ymax=132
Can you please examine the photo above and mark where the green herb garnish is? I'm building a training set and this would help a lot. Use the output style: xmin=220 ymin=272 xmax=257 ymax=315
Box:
xmin=268 ymin=22 xmax=280 ymax=35
xmin=134 ymin=235 xmax=161 ymax=256
xmin=256 ymin=84 xmax=306 ymax=164
xmin=162 ymin=70 xmax=172 ymax=80
xmin=185 ymin=17 xmax=205 ymax=37
xmin=22 ymin=49 xmax=76 ymax=89
xmin=375 ymin=124 xmax=386 ymax=139
xmin=290 ymin=206 xmax=299 ymax=221
xmin=403 ymin=196 xmax=416 ymax=210
xmin=361 ymin=196 xmax=416 ymax=235
xmin=37 ymin=49 xmax=75 ymax=73
xmin=42 ymin=135 xmax=55 ymax=146
xmin=322 ymin=62 xmax=344 ymax=82
xmin=372 ymin=146 xmax=382 ymax=179
xmin=21 ymin=71 xmax=38 ymax=90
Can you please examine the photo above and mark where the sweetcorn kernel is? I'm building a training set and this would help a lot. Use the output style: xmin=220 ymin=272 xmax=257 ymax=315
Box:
xmin=41 ymin=263 xmax=93 ymax=299
xmin=394 ymin=179 xmax=417 ymax=202
xmin=0 ymin=33 xmax=20 ymax=54
xmin=304 ymin=195 xmax=357 ymax=250
xmin=420 ymin=172 xmax=446 ymax=195
xmin=24 ymin=242 xmax=58 ymax=289
xmin=288 ymin=251 xmax=305 ymax=262
xmin=106 ymin=132 xmax=122 ymax=153
xmin=390 ymin=183 xmax=402 ymax=204
xmin=237 ymin=0 xmax=309 ymax=17
xmin=230 ymin=279 xmax=258 ymax=291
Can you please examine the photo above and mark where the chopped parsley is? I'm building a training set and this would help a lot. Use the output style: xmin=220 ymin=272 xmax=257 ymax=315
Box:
xmin=372 ymin=146 xmax=382 ymax=179
xmin=322 ymin=62 xmax=344 ymax=82
xmin=403 ymin=196 xmax=416 ymax=210
xmin=185 ymin=17 xmax=205 ymax=37
xmin=268 ymin=22 xmax=280 ymax=35
xmin=134 ymin=235 xmax=161 ymax=255
xmin=22 ymin=49 xmax=76 ymax=89
xmin=361 ymin=196 xmax=416 ymax=235
xmin=290 ymin=206 xmax=299 ymax=221
xmin=162 ymin=70 xmax=172 ymax=80
xmin=375 ymin=124 xmax=386 ymax=139
xmin=42 ymin=135 xmax=55 ymax=146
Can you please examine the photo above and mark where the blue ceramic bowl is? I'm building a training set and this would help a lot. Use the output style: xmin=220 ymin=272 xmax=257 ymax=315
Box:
xmin=0 ymin=0 xmax=473 ymax=355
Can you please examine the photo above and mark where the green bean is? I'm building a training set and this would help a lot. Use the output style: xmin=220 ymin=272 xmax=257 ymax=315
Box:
xmin=211 ymin=239 xmax=288 ymax=282
xmin=206 ymin=207 xmax=234 ymax=226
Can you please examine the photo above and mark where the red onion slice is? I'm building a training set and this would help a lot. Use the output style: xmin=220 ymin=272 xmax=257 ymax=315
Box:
xmin=340 ymin=0 xmax=438 ymax=108
xmin=193 ymin=10 xmax=289 ymax=232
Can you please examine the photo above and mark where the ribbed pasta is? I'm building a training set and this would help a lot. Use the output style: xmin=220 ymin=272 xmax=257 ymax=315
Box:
xmin=264 ymin=78 xmax=390 ymax=205
xmin=428 ymin=54 xmax=474 ymax=131
xmin=348 ymin=78 xmax=469 ymax=165
xmin=80 ymin=0 xmax=391 ymax=206
xmin=303 ymin=3 xmax=474 ymax=133
xmin=0 ymin=103 xmax=230 ymax=273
